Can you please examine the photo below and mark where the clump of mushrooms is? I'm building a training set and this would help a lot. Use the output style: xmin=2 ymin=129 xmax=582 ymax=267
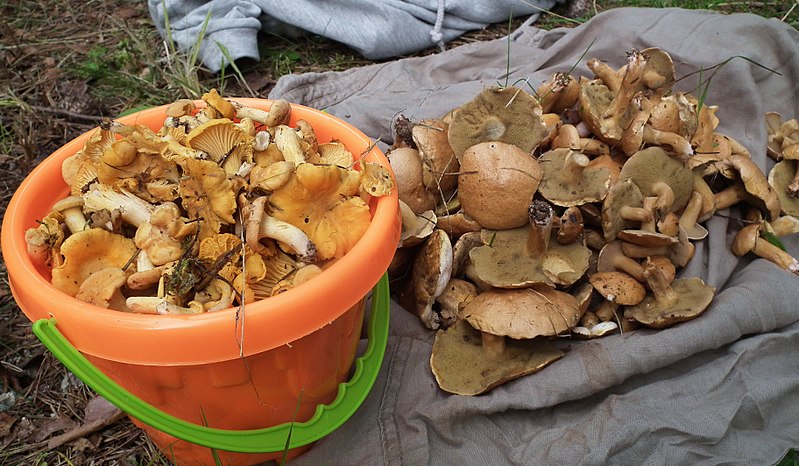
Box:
xmin=387 ymin=48 xmax=799 ymax=395
xmin=26 ymin=89 xmax=393 ymax=315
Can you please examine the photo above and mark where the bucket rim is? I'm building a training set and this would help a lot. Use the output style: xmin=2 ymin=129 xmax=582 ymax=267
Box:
xmin=1 ymin=98 xmax=400 ymax=364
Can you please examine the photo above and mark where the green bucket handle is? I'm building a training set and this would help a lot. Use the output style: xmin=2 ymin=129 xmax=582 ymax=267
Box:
xmin=31 ymin=273 xmax=391 ymax=453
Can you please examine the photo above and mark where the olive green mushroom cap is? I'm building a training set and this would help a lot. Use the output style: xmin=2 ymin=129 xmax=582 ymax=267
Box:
xmin=447 ymin=86 xmax=548 ymax=160
xmin=537 ymin=148 xmax=611 ymax=207
xmin=767 ymin=160 xmax=799 ymax=217
xmin=625 ymin=277 xmax=715 ymax=329
xmin=430 ymin=319 xmax=563 ymax=396
xmin=468 ymin=228 xmax=553 ymax=288
xmin=601 ymin=179 xmax=647 ymax=241
xmin=618 ymin=147 xmax=694 ymax=212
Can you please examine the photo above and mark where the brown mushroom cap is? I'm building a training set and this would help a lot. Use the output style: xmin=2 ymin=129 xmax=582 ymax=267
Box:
xmin=457 ymin=141 xmax=543 ymax=230
xmin=403 ymin=229 xmax=453 ymax=330
xmin=537 ymin=148 xmax=611 ymax=207
xmin=434 ymin=278 xmax=479 ymax=328
xmin=447 ymin=86 xmax=548 ymax=160
xmin=589 ymin=271 xmax=646 ymax=305
xmin=430 ymin=319 xmax=563 ymax=396
xmin=722 ymin=154 xmax=781 ymax=220
xmin=618 ymin=147 xmax=694 ymax=213
xmin=462 ymin=287 xmax=582 ymax=339
xmin=388 ymin=147 xmax=437 ymax=214
xmin=412 ymin=119 xmax=460 ymax=196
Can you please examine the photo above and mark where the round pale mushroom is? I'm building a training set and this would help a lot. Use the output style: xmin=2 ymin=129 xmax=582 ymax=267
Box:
xmin=457 ymin=141 xmax=543 ymax=230
xmin=447 ymin=86 xmax=549 ymax=160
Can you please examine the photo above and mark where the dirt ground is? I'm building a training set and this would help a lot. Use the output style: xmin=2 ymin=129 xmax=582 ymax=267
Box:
xmin=0 ymin=1 xmax=796 ymax=465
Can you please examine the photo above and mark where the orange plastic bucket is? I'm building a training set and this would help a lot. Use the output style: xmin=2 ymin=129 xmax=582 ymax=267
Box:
xmin=1 ymin=99 xmax=400 ymax=465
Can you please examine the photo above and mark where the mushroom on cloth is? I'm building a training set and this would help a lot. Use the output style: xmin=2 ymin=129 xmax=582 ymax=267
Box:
xmin=447 ymin=86 xmax=549 ymax=160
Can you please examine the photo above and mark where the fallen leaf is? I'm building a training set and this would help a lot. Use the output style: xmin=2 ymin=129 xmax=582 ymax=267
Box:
xmin=116 ymin=6 xmax=139 ymax=19
xmin=46 ymin=396 xmax=123 ymax=450
xmin=84 ymin=395 xmax=121 ymax=424
xmin=32 ymin=414 xmax=77 ymax=442
xmin=0 ymin=412 xmax=16 ymax=437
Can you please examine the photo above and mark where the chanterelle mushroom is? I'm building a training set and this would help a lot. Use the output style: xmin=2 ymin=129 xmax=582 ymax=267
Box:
xmin=268 ymin=163 xmax=373 ymax=260
xmin=447 ymin=86 xmax=548 ymax=160
xmin=134 ymin=202 xmax=197 ymax=266
xmin=51 ymin=228 xmax=138 ymax=297
xmin=75 ymin=267 xmax=129 ymax=311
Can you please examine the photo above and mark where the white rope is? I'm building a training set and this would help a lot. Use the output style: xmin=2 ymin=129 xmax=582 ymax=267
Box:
xmin=430 ymin=0 xmax=446 ymax=50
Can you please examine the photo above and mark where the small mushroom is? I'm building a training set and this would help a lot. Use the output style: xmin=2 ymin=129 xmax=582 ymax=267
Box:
xmin=388 ymin=147 xmax=437 ymax=214
xmin=398 ymin=200 xmax=436 ymax=248
xmin=589 ymin=271 xmax=646 ymax=306
xmin=434 ymin=278 xmax=479 ymax=329
xmin=731 ymin=223 xmax=799 ymax=275
xmin=51 ymin=195 xmax=88 ymax=234
xmin=601 ymin=179 xmax=652 ymax=241
xmin=625 ymin=258 xmax=716 ymax=328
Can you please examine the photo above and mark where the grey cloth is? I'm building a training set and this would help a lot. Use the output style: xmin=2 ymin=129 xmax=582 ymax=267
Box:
xmin=268 ymin=7 xmax=799 ymax=466
xmin=147 ymin=0 xmax=562 ymax=73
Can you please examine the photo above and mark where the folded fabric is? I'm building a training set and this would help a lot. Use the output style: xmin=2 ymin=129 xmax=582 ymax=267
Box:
xmin=267 ymin=7 xmax=799 ymax=465
xmin=147 ymin=0 xmax=562 ymax=72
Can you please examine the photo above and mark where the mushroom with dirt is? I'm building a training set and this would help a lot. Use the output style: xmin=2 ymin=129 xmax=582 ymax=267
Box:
xmin=731 ymin=223 xmax=799 ymax=275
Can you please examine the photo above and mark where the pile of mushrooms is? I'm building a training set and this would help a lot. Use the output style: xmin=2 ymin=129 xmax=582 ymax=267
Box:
xmin=25 ymin=90 xmax=393 ymax=314
xmin=387 ymin=48 xmax=799 ymax=396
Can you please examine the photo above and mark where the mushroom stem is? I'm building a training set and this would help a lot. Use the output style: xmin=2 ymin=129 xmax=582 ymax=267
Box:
xmin=752 ymin=236 xmax=799 ymax=274
xmin=642 ymin=257 xmax=679 ymax=307
xmin=679 ymin=191 xmax=703 ymax=232
xmin=713 ymin=183 xmax=747 ymax=211
xmin=641 ymin=197 xmax=658 ymax=232
xmin=481 ymin=331 xmax=506 ymax=358
xmin=651 ymin=181 xmax=675 ymax=217
xmin=604 ymin=51 xmax=646 ymax=119
xmin=595 ymin=300 xmax=620 ymax=323
xmin=258 ymin=214 xmax=317 ymax=262
xmin=587 ymin=58 xmax=622 ymax=92
xmin=609 ymin=255 xmax=645 ymax=282
xmin=527 ymin=200 xmax=553 ymax=256
xmin=563 ymin=150 xmax=590 ymax=184
xmin=61 ymin=208 xmax=88 ymax=234
xmin=274 ymin=125 xmax=307 ymax=165
xmin=657 ymin=212 xmax=680 ymax=237
xmin=643 ymin=125 xmax=693 ymax=156
xmin=618 ymin=205 xmax=654 ymax=225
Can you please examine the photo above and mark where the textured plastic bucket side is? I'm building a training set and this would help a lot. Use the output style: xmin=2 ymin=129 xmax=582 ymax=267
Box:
xmin=101 ymin=299 xmax=366 ymax=465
